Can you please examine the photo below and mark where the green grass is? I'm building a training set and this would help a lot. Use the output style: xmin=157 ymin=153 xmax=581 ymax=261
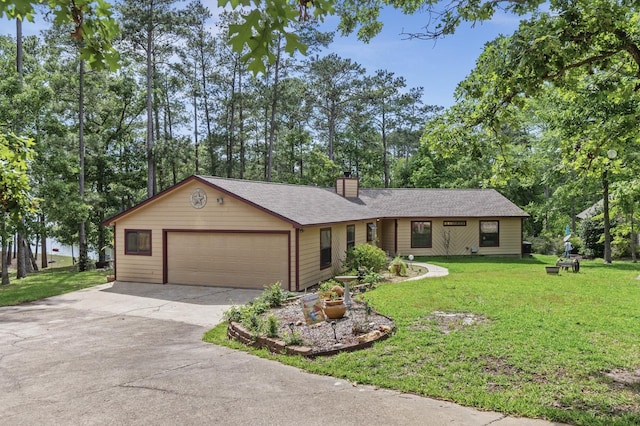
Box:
xmin=0 ymin=255 xmax=108 ymax=306
xmin=204 ymin=255 xmax=640 ymax=425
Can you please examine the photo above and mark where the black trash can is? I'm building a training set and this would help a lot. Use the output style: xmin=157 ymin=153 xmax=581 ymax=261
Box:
xmin=522 ymin=241 xmax=532 ymax=256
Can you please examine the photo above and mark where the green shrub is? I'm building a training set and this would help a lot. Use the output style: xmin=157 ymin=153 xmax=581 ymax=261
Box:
xmin=579 ymin=216 xmax=604 ymax=258
xmin=356 ymin=267 xmax=381 ymax=284
xmin=259 ymin=282 xmax=287 ymax=308
xmin=388 ymin=256 xmax=408 ymax=276
xmin=528 ymin=233 xmax=558 ymax=255
xmin=318 ymin=279 xmax=341 ymax=292
xmin=223 ymin=305 xmax=244 ymax=323
xmin=283 ymin=331 xmax=304 ymax=346
xmin=345 ymin=244 xmax=387 ymax=272
xmin=265 ymin=315 xmax=279 ymax=338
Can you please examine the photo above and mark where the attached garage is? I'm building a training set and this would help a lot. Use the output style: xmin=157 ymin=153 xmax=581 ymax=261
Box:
xmin=165 ymin=231 xmax=289 ymax=289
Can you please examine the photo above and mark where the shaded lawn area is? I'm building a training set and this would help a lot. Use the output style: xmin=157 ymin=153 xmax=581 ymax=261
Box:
xmin=0 ymin=259 xmax=107 ymax=306
xmin=205 ymin=255 xmax=640 ymax=426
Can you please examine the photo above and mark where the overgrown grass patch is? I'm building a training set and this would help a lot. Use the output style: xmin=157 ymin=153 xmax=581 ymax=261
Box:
xmin=0 ymin=263 xmax=106 ymax=306
xmin=205 ymin=255 xmax=640 ymax=425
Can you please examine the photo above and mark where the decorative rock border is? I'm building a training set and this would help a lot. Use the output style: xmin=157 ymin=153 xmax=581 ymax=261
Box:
xmin=227 ymin=321 xmax=393 ymax=358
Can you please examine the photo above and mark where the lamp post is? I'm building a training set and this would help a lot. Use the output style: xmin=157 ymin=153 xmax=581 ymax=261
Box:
xmin=603 ymin=149 xmax=617 ymax=264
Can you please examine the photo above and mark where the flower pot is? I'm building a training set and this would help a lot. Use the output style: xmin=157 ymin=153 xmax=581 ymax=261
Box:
xmin=323 ymin=299 xmax=346 ymax=319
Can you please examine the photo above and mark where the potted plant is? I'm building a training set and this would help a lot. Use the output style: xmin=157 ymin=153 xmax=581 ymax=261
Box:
xmin=323 ymin=291 xmax=346 ymax=319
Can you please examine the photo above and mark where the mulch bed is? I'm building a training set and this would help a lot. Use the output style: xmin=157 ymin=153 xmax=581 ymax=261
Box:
xmin=227 ymin=266 xmax=428 ymax=356
xmin=227 ymin=299 xmax=395 ymax=357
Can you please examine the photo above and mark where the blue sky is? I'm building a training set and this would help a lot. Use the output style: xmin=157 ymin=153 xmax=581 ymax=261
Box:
xmin=1 ymin=4 xmax=521 ymax=108
xmin=319 ymin=7 xmax=521 ymax=107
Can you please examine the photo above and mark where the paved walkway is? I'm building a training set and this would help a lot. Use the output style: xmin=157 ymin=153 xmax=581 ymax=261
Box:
xmin=0 ymin=281 xmax=563 ymax=426
xmin=407 ymin=262 xmax=449 ymax=280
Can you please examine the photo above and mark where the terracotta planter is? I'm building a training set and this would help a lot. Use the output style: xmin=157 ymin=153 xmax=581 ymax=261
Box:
xmin=323 ymin=299 xmax=346 ymax=319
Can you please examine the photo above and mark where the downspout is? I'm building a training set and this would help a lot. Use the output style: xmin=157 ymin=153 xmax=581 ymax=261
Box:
xmin=295 ymin=228 xmax=301 ymax=291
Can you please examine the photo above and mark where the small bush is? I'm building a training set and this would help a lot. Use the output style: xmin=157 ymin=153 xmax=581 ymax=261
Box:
xmin=223 ymin=305 xmax=244 ymax=323
xmin=357 ymin=267 xmax=381 ymax=284
xmin=388 ymin=256 xmax=408 ymax=276
xmin=345 ymin=244 xmax=387 ymax=272
xmin=283 ymin=331 xmax=304 ymax=346
xmin=259 ymin=282 xmax=287 ymax=308
xmin=265 ymin=315 xmax=279 ymax=338
xmin=529 ymin=233 xmax=558 ymax=255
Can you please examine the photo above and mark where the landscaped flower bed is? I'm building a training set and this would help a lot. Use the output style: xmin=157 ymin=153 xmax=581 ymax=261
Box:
xmin=227 ymin=299 xmax=394 ymax=357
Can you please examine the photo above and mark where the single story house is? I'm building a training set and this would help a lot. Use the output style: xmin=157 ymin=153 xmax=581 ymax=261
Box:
xmin=104 ymin=175 xmax=529 ymax=291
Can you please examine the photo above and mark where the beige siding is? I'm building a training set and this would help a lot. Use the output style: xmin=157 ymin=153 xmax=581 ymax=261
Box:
xmin=395 ymin=217 xmax=522 ymax=257
xmin=380 ymin=219 xmax=395 ymax=256
xmin=336 ymin=178 xmax=359 ymax=198
xmin=114 ymin=180 xmax=295 ymax=286
xmin=297 ymin=221 xmax=369 ymax=290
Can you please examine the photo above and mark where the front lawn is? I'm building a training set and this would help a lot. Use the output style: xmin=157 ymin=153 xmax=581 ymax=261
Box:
xmin=204 ymin=255 xmax=640 ymax=425
xmin=0 ymin=260 xmax=107 ymax=306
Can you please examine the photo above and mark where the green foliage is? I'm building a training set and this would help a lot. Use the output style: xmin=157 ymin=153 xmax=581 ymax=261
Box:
xmin=258 ymin=282 xmax=287 ymax=308
xmin=222 ymin=305 xmax=244 ymax=323
xmin=0 ymin=0 xmax=119 ymax=70
xmin=579 ymin=215 xmax=605 ymax=259
xmin=528 ymin=232 xmax=559 ymax=256
xmin=265 ymin=314 xmax=279 ymax=338
xmin=220 ymin=0 xmax=335 ymax=73
xmin=0 ymin=132 xmax=36 ymax=220
xmin=223 ymin=282 xmax=288 ymax=333
xmin=282 ymin=330 xmax=303 ymax=346
xmin=344 ymin=243 xmax=387 ymax=273
xmin=387 ymin=256 xmax=407 ymax=276
xmin=361 ymin=269 xmax=381 ymax=284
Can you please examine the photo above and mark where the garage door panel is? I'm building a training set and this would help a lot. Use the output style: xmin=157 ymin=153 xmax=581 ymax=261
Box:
xmin=167 ymin=232 xmax=288 ymax=289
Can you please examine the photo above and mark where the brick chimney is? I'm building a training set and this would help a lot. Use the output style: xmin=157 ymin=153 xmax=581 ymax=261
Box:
xmin=336 ymin=171 xmax=359 ymax=198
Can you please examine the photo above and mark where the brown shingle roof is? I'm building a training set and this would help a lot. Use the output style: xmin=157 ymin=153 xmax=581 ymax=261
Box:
xmin=200 ymin=177 xmax=528 ymax=226
xmin=198 ymin=176 xmax=377 ymax=226
xmin=358 ymin=188 xmax=529 ymax=218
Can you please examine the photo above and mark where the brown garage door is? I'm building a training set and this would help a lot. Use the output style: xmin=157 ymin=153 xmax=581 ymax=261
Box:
xmin=166 ymin=232 xmax=289 ymax=289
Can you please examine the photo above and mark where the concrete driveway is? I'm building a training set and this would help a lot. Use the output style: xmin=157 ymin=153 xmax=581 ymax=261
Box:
xmin=0 ymin=282 xmax=562 ymax=426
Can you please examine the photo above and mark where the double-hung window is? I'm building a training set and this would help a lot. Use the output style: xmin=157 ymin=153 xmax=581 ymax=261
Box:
xmin=480 ymin=220 xmax=500 ymax=247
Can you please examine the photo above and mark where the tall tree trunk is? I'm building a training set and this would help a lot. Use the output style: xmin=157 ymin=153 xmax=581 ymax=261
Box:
xmin=603 ymin=169 xmax=612 ymax=264
xmin=193 ymin=64 xmax=199 ymax=174
xmin=146 ymin=19 xmax=155 ymax=198
xmin=16 ymin=232 xmax=26 ymax=278
xmin=1 ymin=214 xmax=9 ymax=285
xmin=382 ymin=108 xmax=389 ymax=188
xmin=239 ymin=67 xmax=245 ymax=179
xmin=630 ymin=206 xmax=637 ymax=263
xmin=266 ymin=38 xmax=281 ymax=182
xmin=227 ymin=60 xmax=237 ymax=178
xmin=198 ymin=46 xmax=214 ymax=175
xmin=25 ymin=239 xmax=37 ymax=273
xmin=14 ymin=18 xmax=27 ymax=279
xmin=328 ymin=103 xmax=336 ymax=161
xmin=6 ymin=241 xmax=11 ymax=265
xmin=16 ymin=18 xmax=23 ymax=74
xmin=78 ymin=58 xmax=89 ymax=272
xmin=40 ymin=214 xmax=47 ymax=269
